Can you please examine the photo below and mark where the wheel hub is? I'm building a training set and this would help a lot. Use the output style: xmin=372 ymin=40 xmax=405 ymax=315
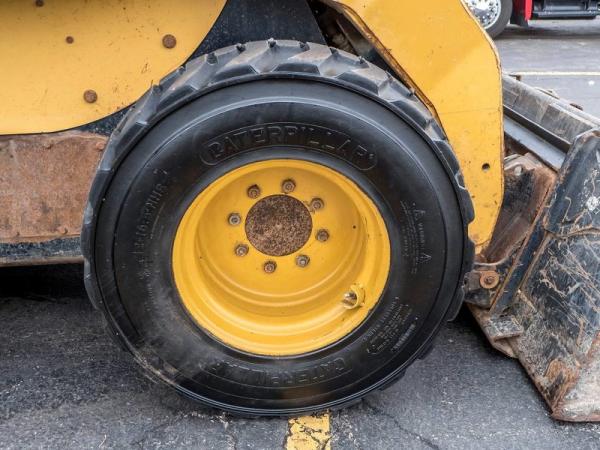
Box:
xmin=466 ymin=0 xmax=501 ymax=28
xmin=172 ymin=159 xmax=390 ymax=356
xmin=245 ymin=194 xmax=312 ymax=257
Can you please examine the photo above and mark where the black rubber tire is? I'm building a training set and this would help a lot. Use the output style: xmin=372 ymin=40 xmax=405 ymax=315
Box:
xmin=82 ymin=40 xmax=474 ymax=416
xmin=486 ymin=0 xmax=513 ymax=38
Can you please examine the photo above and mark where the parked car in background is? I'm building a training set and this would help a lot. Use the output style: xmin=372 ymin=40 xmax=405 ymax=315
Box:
xmin=466 ymin=0 xmax=599 ymax=37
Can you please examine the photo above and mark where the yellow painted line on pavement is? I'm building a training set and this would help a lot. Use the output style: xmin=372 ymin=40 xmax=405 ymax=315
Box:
xmin=286 ymin=413 xmax=331 ymax=450
xmin=509 ymin=71 xmax=600 ymax=76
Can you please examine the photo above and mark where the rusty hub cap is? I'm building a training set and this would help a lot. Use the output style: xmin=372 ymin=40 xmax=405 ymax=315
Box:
xmin=245 ymin=195 xmax=312 ymax=257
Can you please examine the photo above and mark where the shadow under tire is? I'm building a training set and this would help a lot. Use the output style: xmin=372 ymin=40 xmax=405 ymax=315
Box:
xmin=82 ymin=40 xmax=474 ymax=416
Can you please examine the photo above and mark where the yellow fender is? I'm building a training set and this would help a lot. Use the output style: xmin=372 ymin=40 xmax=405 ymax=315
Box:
xmin=327 ymin=0 xmax=504 ymax=248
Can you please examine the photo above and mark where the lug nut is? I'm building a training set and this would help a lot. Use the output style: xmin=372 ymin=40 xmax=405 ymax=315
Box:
xmin=282 ymin=179 xmax=296 ymax=193
xmin=316 ymin=229 xmax=330 ymax=242
xmin=296 ymin=255 xmax=310 ymax=268
xmin=263 ymin=261 xmax=277 ymax=274
xmin=247 ymin=184 xmax=261 ymax=199
xmin=235 ymin=244 xmax=249 ymax=257
xmin=310 ymin=198 xmax=324 ymax=211
xmin=480 ymin=271 xmax=500 ymax=290
xmin=228 ymin=213 xmax=242 ymax=226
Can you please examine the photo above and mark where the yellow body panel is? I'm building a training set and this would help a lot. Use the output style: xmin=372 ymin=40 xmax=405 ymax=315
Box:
xmin=172 ymin=160 xmax=391 ymax=356
xmin=1 ymin=0 xmax=503 ymax=248
xmin=0 ymin=0 xmax=226 ymax=134
xmin=328 ymin=0 xmax=504 ymax=248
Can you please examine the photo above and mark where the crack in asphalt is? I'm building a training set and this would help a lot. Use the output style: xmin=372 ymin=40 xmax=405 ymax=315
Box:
xmin=363 ymin=399 xmax=440 ymax=449
xmin=129 ymin=413 xmax=187 ymax=448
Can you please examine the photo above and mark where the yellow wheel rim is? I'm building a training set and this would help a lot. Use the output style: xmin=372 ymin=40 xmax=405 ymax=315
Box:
xmin=172 ymin=159 xmax=391 ymax=356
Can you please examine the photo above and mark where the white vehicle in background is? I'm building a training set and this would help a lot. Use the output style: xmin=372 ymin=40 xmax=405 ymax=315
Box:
xmin=466 ymin=0 xmax=598 ymax=38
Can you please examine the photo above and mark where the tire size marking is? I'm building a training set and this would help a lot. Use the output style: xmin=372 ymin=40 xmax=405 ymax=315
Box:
xmin=363 ymin=301 xmax=413 ymax=355
xmin=202 ymin=357 xmax=349 ymax=388
xmin=131 ymin=182 xmax=169 ymax=251
xmin=199 ymin=122 xmax=377 ymax=170
xmin=130 ymin=182 xmax=169 ymax=283
xmin=400 ymin=202 xmax=431 ymax=275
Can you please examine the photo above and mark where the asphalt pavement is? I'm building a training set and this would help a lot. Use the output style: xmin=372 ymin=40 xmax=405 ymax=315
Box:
xmin=2 ymin=19 xmax=600 ymax=450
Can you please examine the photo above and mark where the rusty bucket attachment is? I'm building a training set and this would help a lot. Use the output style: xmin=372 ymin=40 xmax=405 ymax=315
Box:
xmin=466 ymin=75 xmax=600 ymax=422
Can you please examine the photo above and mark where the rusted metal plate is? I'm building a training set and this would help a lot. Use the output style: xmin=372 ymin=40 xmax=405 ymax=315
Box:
xmin=0 ymin=132 xmax=105 ymax=265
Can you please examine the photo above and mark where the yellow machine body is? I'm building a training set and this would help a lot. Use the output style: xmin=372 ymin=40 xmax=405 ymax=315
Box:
xmin=0 ymin=0 xmax=503 ymax=248
xmin=326 ymin=0 xmax=504 ymax=248
xmin=0 ymin=0 xmax=226 ymax=134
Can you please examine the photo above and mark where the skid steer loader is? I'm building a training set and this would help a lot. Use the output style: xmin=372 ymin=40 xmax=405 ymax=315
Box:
xmin=0 ymin=0 xmax=598 ymax=421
